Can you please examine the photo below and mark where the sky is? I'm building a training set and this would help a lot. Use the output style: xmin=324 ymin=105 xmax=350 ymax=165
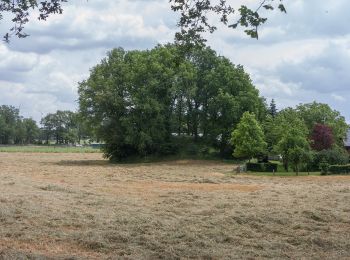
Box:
xmin=0 ymin=0 xmax=349 ymax=123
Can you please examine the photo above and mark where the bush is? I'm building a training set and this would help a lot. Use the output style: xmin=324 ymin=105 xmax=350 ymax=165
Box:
xmin=158 ymin=142 xmax=179 ymax=156
xmin=319 ymin=160 xmax=330 ymax=175
xmin=246 ymin=162 xmax=278 ymax=172
xmin=327 ymin=165 xmax=350 ymax=175
xmin=309 ymin=147 xmax=349 ymax=171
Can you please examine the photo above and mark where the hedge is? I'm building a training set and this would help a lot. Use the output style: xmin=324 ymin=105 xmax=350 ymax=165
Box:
xmin=327 ymin=164 xmax=350 ymax=175
xmin=246 ymin=162 xmax=278 ymax=172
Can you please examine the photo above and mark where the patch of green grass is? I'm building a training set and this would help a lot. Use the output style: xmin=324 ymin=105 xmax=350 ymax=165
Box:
xmin=246 ymin=171 xmax=321 ymax=177
xmin=0 ymin=145 xmax=101 ymax=153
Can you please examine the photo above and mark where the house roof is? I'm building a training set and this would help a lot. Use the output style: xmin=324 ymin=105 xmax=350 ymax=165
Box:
xmin=344 ymin=129 xmax=350 ymax=147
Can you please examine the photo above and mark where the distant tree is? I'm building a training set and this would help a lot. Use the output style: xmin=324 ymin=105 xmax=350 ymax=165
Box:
xmin=275 ymin=128 xmax=310 ymax=175
xmin=296 ymin=102 xmax=348 ymax=146
xmin=0 ymin=105 xmax=39 ymax=144
xmin=0 ymin=105 xmax=21 ymax=144
xmin=230 ymin=112 xmax=267 ymax=161
xmin=268 ymin=99 xmax=277 ymax=118
xmin=23 ymin=118 xmax=39 ymax=144
xmin=288 ymin=147 xmax=312 ymax=176
xmin=310 ymin=124 xmax=334 ymax=151
xmin=41 ymin=110 xmax=80 ymax=144
xmin=264 ymin=107 xmax=307 ymax=154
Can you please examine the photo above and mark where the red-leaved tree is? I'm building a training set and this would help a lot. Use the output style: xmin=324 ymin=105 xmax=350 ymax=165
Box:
xmin=310 ymin=124 xmax=334 ymax=151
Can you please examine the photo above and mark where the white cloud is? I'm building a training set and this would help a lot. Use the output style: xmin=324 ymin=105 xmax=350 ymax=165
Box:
xmin=0 ymin=0 xmax=349 ymax=123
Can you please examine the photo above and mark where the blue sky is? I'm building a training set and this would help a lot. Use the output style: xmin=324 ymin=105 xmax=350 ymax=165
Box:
xmin=0 ymin=0 xmax=349 ymax=123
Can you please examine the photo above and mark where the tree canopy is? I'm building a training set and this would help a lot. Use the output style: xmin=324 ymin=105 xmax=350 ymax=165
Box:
xmin=1 ymin=0 xmax=66 ymax=42
xmin=0 ymin=105 xmax=39 ymax=144
xmin=78 ymin=44 xmax=265 ymax=160
xmin=230 ymin=111 xmax=266 ymax=160
xmin=171 ymin=0 xmax=286 ymax=45
xmin=41 ymin=110 xmax=89 ymax=144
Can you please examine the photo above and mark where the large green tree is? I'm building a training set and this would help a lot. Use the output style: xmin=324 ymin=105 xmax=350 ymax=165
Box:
xmin=230 ymin=112 xmax=267 ymax=161
xmin=79 ymin=45 xmax=265 ymax=160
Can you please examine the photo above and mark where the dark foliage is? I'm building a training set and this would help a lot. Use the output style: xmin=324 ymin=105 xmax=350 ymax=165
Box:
xmin=326 ymin=165 xmax=350 ymax=175
xmin=310 ymin=123 xmax=334 ymax=151
xmin=79 ymin=45 xmax=265 ymax=161
xmin=246 ymin=162 xmax=278 ymax=172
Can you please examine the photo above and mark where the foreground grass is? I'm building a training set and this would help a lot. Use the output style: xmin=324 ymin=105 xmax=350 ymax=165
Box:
xmin=0 ymin=153 xmax=349 ymax=259
xmin=0 ymin=145 xmax=101 ymax=153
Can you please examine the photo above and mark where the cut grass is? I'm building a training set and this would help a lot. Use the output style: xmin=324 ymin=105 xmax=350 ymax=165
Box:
xmin=0 ymin=145 xmax=101 ymax=153
xmin=0 ymin=153 xmax=349 ymax=259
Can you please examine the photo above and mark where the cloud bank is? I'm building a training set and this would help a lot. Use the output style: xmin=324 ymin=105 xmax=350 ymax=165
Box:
xmin=0 ymin=0 xmax=349 ymax=122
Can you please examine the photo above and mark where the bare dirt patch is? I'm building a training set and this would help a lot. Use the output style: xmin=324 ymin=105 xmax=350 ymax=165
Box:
xmin=0 ymin=153 xmax=349 ymax=259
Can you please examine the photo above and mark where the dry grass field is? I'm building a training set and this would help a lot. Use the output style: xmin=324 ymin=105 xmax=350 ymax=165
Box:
xmin=0 ymin=153 xmax=349 ymax=259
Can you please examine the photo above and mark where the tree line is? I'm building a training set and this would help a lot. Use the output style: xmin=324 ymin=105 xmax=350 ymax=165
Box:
xmin=78 ymin=44 xmax=349 ymax=165
xmin=231 ymin=101 xmax=349 ymax=174
xmin=0 ymin=106 xmax=91 ymax=145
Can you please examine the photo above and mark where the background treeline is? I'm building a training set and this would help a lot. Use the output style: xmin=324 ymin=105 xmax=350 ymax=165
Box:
xmin=264 ymin=102 xmax=348 ymax=173
xmin=0 ymin=106 xmax=91 ymax=145
xmin=230 ymin=100 xmax=349 ymax=174
xmin=78 ymin=44 xmax=350 ymax=164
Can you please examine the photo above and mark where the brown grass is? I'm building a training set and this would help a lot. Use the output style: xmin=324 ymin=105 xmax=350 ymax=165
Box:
xmin=0 ymin=153 xmax=350 ymax=259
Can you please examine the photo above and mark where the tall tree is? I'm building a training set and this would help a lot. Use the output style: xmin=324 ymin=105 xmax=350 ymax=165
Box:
xmin=230 ymin=112 xmax=267 ymax=161
xmin=79 ymin=45 xmax=265 ymax=160
xmin=268 ymin=99 xmax=277 ymax=118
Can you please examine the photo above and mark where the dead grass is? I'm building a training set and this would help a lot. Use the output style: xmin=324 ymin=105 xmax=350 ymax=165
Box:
xmin=0 ymin=152 xmax=349 ymax=259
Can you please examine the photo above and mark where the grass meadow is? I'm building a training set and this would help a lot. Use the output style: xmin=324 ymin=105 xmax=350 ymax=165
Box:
xmin=0 ymin=145 xmax=101 ymax=154
xmin=0 ymin=152 xmax=349 ymax=259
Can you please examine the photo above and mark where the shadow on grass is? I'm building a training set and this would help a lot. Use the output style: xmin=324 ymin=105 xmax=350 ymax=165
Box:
xmin=54 ymin=160 xmax=111 ymax=167
xmin=53 ymin=158 xmax=238 ymax=168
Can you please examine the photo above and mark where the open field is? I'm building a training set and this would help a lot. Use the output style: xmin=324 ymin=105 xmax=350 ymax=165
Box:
xmin=0 ymin=153 xmax=349 ymax=259
xmin=0 ymin=146 xmax=101 ymax=153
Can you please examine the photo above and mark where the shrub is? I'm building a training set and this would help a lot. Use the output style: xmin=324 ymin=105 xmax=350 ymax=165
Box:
xmin=246 ymin=162 xmax=278 ymax=172
xmin=327 ymin=165 xmax=350 ymax=175
xmin=309 ymin=147 xmax=349 ymax=170
xmin=158 ymin=142 xmax=179 ymax=156
xmin=319 ymin=160 xmax=330 ymax=175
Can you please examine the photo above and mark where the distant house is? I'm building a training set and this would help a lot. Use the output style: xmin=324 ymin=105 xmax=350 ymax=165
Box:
xmin=344 ymin=129 xmax=350 ymax=153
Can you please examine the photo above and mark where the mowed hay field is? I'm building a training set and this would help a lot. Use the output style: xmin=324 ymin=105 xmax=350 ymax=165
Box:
xmin=0 ymin=153 xmax=349 ymax=259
